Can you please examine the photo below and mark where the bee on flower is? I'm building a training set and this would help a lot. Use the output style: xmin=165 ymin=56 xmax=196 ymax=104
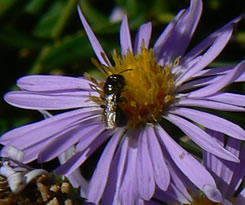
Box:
xmin=1 ymin=0 xmax=245 ymax=204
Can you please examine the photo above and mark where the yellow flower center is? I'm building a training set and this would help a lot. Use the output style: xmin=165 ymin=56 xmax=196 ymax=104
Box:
xmin=87 ymin=45 xmax=176 ymax=128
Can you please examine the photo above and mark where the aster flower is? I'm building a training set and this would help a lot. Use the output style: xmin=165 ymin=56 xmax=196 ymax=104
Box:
xmin=153 ymin=130 xmax=245 ymax=205
xmin=1 ymin=0 xmax=245 ymax=204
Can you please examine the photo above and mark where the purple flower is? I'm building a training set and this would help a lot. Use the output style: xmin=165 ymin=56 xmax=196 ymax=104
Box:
xmin=1 ymin=0 xmax=245 ymax=204
xmin=154 ymin=130 xmax=245 ymax=205
xmin=202 ymin=130 xmax=245 ymax=205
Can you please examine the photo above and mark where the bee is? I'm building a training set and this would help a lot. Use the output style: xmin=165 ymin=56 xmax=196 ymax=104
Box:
xmin=85 ymin=58 xmax=132 ymax=129
xmin=103 ymin=73 xmax=128 ymax=129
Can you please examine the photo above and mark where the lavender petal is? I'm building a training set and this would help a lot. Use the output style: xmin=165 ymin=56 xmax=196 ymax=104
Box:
xmin=206 ymin=92 xmax=245 ymax=107
xmin=87 ymin=129 xmax=123 ymax=204
xmin=17 ymin=75 xmax=91 ymax=91
xmin=170 ymin=107 xmax=245 ymax=140
xmin=177 ymin=16 xmax=242 ymax=86
xmin=153 ymin=0 xmax=202 ymax=65
xmin=4 ymin=91 xmax=95 ymax=110
xmin=120 ymin=15 xmax=133 ymax=56
xmin=147 ymin=126 xmax=170 ymax=191
xmin=165 ymin=113 xmax=239 ymax=162
xmin=77 ymin=6 xmax=111 ymax=66
xmin=134 ymin=22 xmax=152 ymax=54
xmin=136 ymin=127 xmax=155 ymax=200
xmin=175 ymin=98 xmax=245 ymax=112
xmin=188 ymin=60 xmax=245 ymax=97
xmin=155 ymin=125 xmax=216 ymax=191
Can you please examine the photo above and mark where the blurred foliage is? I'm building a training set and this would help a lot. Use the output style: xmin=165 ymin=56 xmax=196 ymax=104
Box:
xmin=0 ymin=0 xmax=244 ymax=135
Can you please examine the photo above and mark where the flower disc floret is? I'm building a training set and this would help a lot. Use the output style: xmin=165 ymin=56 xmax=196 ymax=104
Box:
xmin=91 ymin=45 xmax=175 ymax=128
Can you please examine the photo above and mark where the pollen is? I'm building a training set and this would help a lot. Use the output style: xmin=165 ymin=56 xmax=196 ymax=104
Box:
xmin=89 ymin=44 xmax=176 ymax=128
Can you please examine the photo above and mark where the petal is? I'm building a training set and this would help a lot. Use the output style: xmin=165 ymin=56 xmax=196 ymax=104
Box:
xmin=134 ymin=22 xmax=152 ymax=54
xmin=102 ymin=137 xmax=129 ymax=205
xmin=17 ymin=75 xmax=91 ymax=91
xmin=203 ymin=184 xmax=223 ymax=203
xmin=153 ymin=0 xmax=202 ymax=65
xmin=87 ymin=129 xmax=123 ymax=204
xmin=147 ymin=126 xmax=170 ymax=191
xmin=39 ymin=119 xmax=104 ymax=162
xmin=77 ymin=6 xmax=111 ymax=66
xmin=120 ymin=15 xmax=132 ymax=55
xmin=155 ymin=125 xmax=216 ymax=191
xmin=203 ymin=131 xmax=235 ymax=196
xmin=206 ymin=92 xmax=245 ymax=107
xmin=136 ymin=127 xmax=155 ymax=200
xmin=175 ymin=98 xmax=245 ymax=112
xmin=0 ymin=108 xmax=97 ymax=144
xmin=226 ymin=146 xmax=245 ymax=197
xmin=4 ymin=91 xmax=96 ymax=110
xmin=56 ymin=129 xmax=112 ymax=176
xmin=165 ymin=113 xmax=239 ymax=162
xmin=177 ymin=16 xmax=242 ymax=85
xmin=58 ymin=146 xmax=88 ymax=196
xmin=120 ymin=142 xmax=139 ymax=205
xmin=170 ymin=107 xmax=245 ymax=140
xmin=187 ymin=60 xmax=245 ymax=98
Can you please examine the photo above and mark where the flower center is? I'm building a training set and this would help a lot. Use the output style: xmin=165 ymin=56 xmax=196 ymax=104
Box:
xmin=87 ymin=45 xmax=175 ymax=128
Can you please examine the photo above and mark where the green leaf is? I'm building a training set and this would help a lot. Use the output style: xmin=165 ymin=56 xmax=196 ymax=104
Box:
xmin=25 ymin=0 xmax=50 ymax=15
xmin=33 ymin=1 xmax=66 ymax=38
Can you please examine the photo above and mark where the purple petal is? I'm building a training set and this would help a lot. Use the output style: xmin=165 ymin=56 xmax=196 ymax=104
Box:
xmin=147 ymin=126 xmax=170 ymax=191
xmin=102 ymin=137 xmax=129 ymax=205
xmin=17 ymin=75 xmax=91 ymax=91
xmin=206 ymin=92 xmax=245 ymax=107
xmin=4 ymin=91 xmax=96 ymax=110
xmin=175 ymin=98 xmax=245 ymax=112
xmin=55 ymin=151 xmax=88 ymax=176
xmin=119 ymin=143 xmax=139 ymax=205
xmin=153 ymin=9 xmax=185 ymax=65
xmin=165 ymin=113 xmax=239 ymax=162
xmin=191 ymin=65 xmax=232 ymax=79
xmin=120 ymin=15 xmax=132 ymax=56
xmin=204 ymin=131 xmax=236 ymax=196
xmin=1 ymin=109 xmax=101 ymax=163
xmin=187 ymin=60 xmax=245 ymax=97
xmin=203 ymin=184 xmax=223 ymax=203
xmin=77 ymin=6 xmax=111 ymax=66
xmin=87 ymin=129 xmax=123 ymax=204
xmin=177 ymin=16 xmax=242 ymax=86
xmin=75 ymin=128 xmax=114 ymax=153
xmin=154 ymin=184 xmax=191 ymax=204
xmin=163 ymin=159 xmax=195 ymax=203
xmin=58 ymin=146 xmax=88 ymax=196
xmin=56 ymin=129 xmax=112 ymax=176
xmin=153 ymin=0 xmax=202 ymax=65
xmin=235 ymin=71 xmax=245 ymax=82
xmin=39 ymin=119 xmax=104 ymax=162
xmin=170 ymin=107 xmax=245 ymax=140
xmin=0 ymin=108 xmax=98 ymax=145
xmin=226 ymin=146 xmax=245 ymax=198
xmin=177 ymin=75 xmax=219 ymax=92
xmin=134 ymin=22 xmax=152 ymax=54
xmin=155 ymin=125 xmax=216 ymax=191
xmin=136 ymin=127 xmax=155 ymax=200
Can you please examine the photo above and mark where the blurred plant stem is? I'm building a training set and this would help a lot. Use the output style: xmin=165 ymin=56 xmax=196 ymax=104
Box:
xmin=29 ymin=0 xmax=77 ymax=74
